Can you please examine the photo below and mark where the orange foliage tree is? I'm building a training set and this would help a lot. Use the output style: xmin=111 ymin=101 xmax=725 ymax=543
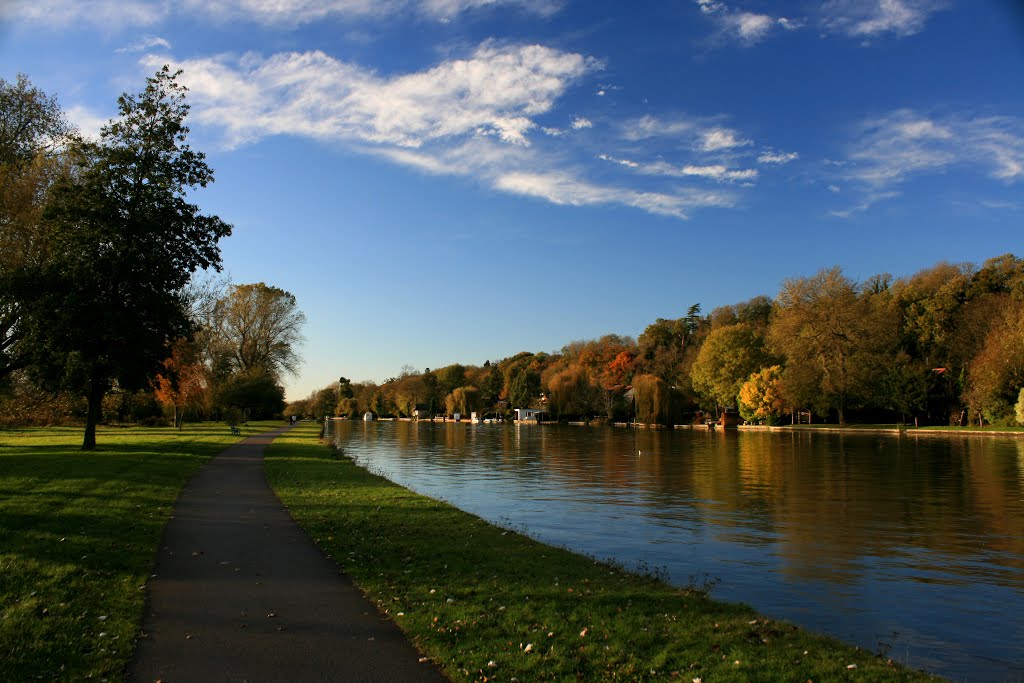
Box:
xmin=152 ymin=339 xmax=209 ymax=428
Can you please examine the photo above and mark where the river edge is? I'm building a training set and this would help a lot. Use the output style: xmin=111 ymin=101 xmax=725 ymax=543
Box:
xmin=339 ymin=417 xmax=1023 ymax=438
xmin=267 ymin=424 xmax=941 ymax=682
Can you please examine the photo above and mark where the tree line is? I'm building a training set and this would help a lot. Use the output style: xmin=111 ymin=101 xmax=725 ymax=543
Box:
xmin=0 ymin=72 xmax=305 ymax=446
xmin=296 ymin=256 xmax=1024 ymax=428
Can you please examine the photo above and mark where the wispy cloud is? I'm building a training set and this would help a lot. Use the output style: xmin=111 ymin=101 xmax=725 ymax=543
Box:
xmin=699 ymin=127 xmax=751 ymax=152
xmin=3 ymin=0 xmax=166 ymax=29
xmin=758 ymin=150 xmax=798 ymax=164
xmin=116 ymin=34 xmax=171 ymax=53
xmin=152 ymin=43 xmax=597 ymax=149
xmin=570 ymin=116 xmax=593 ymax=130
xmin=693 ymin=0 xmax=798 ymax=46
xmin=821 ymin=0 xmax=948 ymax=39
xmin=693 ymin=0 xmax=946 ymax=47
xmin=833 ymin=108 xmax=1024 ymax=214
xmin=494 ymin=171 xmax=733 ymax=218
xmin=3 ymin=0 xmax=563 ymax=30
xmin=140 ymin=45 xmax=747 ymax=219
xmin=622 ymin=115 xmax=695 ymax=141
xmin=598 ymin=154 xmax=757 ymax=184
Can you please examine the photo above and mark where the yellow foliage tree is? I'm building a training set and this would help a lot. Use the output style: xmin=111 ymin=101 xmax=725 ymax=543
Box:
xmin=738 ymin=365 xmax=787 ymax=425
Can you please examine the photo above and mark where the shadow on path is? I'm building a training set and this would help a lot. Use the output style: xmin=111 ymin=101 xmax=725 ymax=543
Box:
xmin=128 ymin=427 xmax=446 ymax=682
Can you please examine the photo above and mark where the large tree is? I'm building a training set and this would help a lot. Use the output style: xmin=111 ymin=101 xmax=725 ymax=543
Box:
xmin=768 ymin=267 xmax=892 ymax=424
xmin=209 ymin=282 xmax=305 ymax=381
xmin=29 ymin=66 xmax=232 ymax=448
xmin=0 ymin=75 xmax=75 ymax=381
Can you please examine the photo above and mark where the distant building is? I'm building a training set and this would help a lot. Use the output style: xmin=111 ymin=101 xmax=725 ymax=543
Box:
xmin=514 ymin=408 xmax=545 ymax=422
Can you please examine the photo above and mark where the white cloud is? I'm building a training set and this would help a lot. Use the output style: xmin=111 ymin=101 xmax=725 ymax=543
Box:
xmin=696 ymin=0 xmax=725 ymax=14
xmin=821 ymin=0 xmax=948 ymax=38
xmin=693 ymin=0 xmax=942 ymax=45
xmin=694 ymin=1 xmax=798 ymax=45
xmin=622 ymin=115 xmax=695 ymax=141
xmin=835 ymin=109 xmax=1024 ymax=212
xmin=138 ymin=45 xmax=746 ymax=219
xmin=3 ymin=0 xmax=166 ymax=29
xmin=699 ymin=127 xmax=751 ymax=152
xmin=153 ymin=43 xmax=597 ymax=149
xmin=65 ymin=104 xmax=110 ymax=140
xmin=681 ymin=164 xmax=757 ymax=182
xmin=570 ymin=116 xmax=592 ymax=130
xmin=757 ymin=150 xmax=798 ymax=164
xmin=4 ymin=0 xmax=563 ymax=30
xmin=116 ymin=35 xmax=172 ymax=53
xmin=597 ymin=153 xmax=639 ymax=169
xmin=844 ymin=110 xmax=1021 ymax=187
xmin=598 ymin=154 xmax=757 ymax=183
xmin=493 ymin=171 xmax=733 ymax=218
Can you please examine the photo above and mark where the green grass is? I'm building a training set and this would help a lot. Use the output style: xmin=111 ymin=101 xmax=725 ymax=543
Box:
xmin=0 ymin=420 xmax=279 ymax=681
xmin=266 ymin=424 xmax=940 ymax=682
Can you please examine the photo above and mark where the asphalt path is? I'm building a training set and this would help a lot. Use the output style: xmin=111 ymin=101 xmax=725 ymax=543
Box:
xmin=128 ymin=427 xmax=447 ymax=682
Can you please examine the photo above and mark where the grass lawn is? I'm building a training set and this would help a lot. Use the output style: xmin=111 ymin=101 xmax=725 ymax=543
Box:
xmin=266 ymin=424 xmax=940 ymax=682
xmin=0 ymin=420 xmax=279 ymax=681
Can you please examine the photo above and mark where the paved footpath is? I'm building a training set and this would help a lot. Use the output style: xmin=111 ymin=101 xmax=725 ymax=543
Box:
xmin=129 ymin=427 xmax=447 ymax=682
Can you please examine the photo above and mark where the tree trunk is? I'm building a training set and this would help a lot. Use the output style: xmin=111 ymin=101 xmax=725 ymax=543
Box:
xmin=82 ymin=377 xmax=105 ymax=450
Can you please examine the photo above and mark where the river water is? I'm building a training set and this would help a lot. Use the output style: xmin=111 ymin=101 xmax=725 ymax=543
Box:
xmin=329 ymin=420 xmax=1024 ymax=681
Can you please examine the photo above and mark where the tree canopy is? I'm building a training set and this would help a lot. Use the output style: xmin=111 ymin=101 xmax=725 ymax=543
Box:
xmin=209 ymin=282 xmax=305 ymax=381
xmin=26 ymin=66 xmax=232 ymax=448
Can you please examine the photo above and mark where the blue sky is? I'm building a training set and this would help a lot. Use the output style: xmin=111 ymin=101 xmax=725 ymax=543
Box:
xmin=3 ymin=0 xmax=1023 ymax=400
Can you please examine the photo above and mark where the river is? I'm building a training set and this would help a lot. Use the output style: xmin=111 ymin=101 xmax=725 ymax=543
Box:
xmin=329 ymin=420 xmax=1024 ymax=682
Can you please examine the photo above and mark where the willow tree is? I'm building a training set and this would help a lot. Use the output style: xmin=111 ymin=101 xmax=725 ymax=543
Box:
xmin=31 ymin=67 xmax=231 ymax=449
xmin=633 ymin=373 xmax=669 ymax=425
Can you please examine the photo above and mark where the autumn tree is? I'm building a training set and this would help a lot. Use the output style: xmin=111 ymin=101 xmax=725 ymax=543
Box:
xmin=29 ymin=67 xmax=231 ymax=449
xmin=210 ymin=282 xmax=305 ymax=380
xmin=690 ymin=323 xmax=775 ymax=412
xmin=769 ymin=268 xmax=892 ymax=424
xmin=963 ymin=298 xmax=1024 ymax=425
xmin=737 ymin=365 xmax=787 ymax=425
xmin=152 ymin=338 xmax=209 ymax=428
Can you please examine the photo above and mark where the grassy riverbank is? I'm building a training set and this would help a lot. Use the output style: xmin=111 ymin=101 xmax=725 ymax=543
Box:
xmin=265 ymin=424 xmax=939 ymax=682
xmin=0 ymin=421 xmax=277 ymax=681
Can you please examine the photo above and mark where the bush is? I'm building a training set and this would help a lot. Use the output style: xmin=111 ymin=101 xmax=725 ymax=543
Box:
xmin=1016 ymin=387 xmax=1024 ymax=426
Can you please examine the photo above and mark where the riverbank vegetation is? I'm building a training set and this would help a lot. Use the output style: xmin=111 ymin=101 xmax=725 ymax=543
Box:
xmin=266 ymin=424 xmax=938 ymax=682
xmin=294 ymin=255 xmax=1023 ymax=429
xmin=0 ymin=422 xmax=276 ymax=681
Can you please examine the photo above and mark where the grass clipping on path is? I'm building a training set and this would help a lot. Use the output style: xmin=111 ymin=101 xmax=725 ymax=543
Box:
xmin=266 ymin=425 xmax=938 ymax=682
xmin=0 ymin=421 xmax=276 ymax=681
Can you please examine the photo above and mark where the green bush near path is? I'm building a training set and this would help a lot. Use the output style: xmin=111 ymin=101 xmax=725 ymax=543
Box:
xmin=266 ymin=424 xmax=939 ymax=682
xmin=0 ymin=421 xmax=278 ymax=681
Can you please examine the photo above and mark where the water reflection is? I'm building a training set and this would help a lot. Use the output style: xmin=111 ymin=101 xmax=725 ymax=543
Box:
xmin=333 ymin=421 xmax=1024 ymax=682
